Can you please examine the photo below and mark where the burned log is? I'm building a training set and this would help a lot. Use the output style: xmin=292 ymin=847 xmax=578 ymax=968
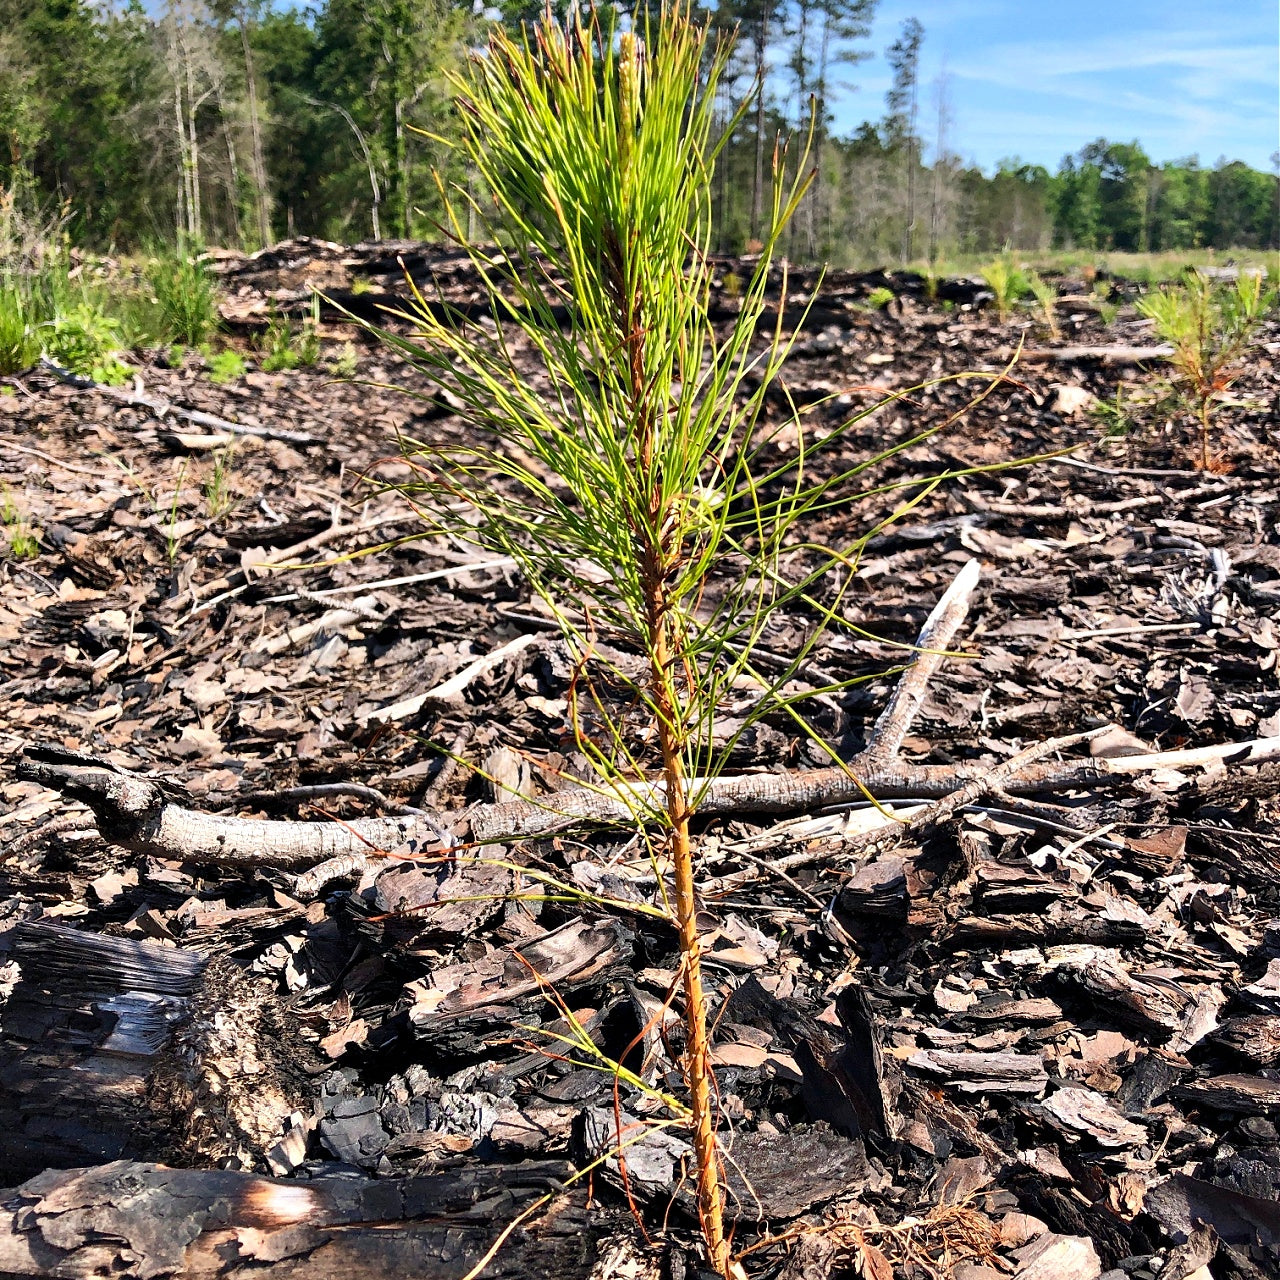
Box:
xmin=0 ymin=1159 xmax=626 ymax=1280
xmin=0 ymin=923 xmax=313 ymax=1185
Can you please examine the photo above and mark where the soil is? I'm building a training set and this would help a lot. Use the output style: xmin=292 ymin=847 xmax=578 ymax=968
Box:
xmin=1 ymin=241 xmax=1279 ymax=1280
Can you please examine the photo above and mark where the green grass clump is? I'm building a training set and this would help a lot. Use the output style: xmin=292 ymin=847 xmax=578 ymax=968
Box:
xmin=147 ymin=251 xmax=219 ymax=346
xmin=0 ymin=276 xmax=38 ymax=374
xmin=207 ymin=349 xmax=246 ymax=383
xmin=260 ymin=295 xmax=321 ymax=371
xmin=866 ymin=285 xmax=895 ymax=310
xmin=1 ymin=488 xmax=40 ymax=559
xmin=329 ymin=342 xmax=358 ymax=378
xmin=203 ymin=446 xmax=237 ymax=518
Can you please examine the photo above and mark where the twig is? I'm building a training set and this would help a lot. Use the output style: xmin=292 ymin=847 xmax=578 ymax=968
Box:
xmin=40 ymin=356 xmax=318 ymax=444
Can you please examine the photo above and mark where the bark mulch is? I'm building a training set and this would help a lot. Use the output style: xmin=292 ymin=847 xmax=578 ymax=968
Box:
xmin=1 ymin=241 xmax=1278 ymax=1280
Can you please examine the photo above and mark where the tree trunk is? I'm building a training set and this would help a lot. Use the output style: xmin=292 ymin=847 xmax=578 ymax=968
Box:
xmin=238 ymin=8 xmax=272 ymax=246
xmin=751 ymin=19 xmax=768 ymax=244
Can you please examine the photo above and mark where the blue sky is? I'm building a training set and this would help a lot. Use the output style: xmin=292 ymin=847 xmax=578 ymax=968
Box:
xmin=826 ymin=0 xmax=1279 ymax=173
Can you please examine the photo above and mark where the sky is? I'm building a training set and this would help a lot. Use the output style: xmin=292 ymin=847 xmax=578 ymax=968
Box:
xmin=826 ymin=0 xmax=1280 ymax=174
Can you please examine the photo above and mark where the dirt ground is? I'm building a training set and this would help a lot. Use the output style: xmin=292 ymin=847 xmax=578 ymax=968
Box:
xmin=1 ymin=242 xmax=1279 ymax=1280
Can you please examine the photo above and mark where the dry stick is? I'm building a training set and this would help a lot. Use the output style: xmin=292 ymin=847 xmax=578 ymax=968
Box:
xmin=1018 ymin=344 xmax=1175 ymax=365
xmin=16 ymin=548 xmax=1280 ymax=875
xmin=863 ymin=558 xmax=980 ymax=764
xmin=39 ymin=357 xmax=318 ymax=444
xmin=18 ymin=732 xmax=1280 ymax=875
xmin=251 ymin=595 xmax=386 ymax=656
xmin=185 ymin=506 xmax=413 ymax=613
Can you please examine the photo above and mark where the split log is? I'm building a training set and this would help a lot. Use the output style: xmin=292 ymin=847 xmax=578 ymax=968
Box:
xmin=0 ymin=922 xmax=313 ymax=1184
xmin=0 ymin=1159 xmax=626 ymax=1279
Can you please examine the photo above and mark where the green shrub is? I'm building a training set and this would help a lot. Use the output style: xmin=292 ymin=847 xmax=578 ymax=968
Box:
xmin=43 ymin=302 xmax=131 ymax=382
xmin=866 ymin=285 xmax=895 ymax=310
xmin=147 ymin=251 xmax=219 ymax=345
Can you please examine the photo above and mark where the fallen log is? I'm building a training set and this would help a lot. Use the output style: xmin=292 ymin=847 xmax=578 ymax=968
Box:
xmin=0 ymin=922 xmax=311 ymax=1185
xmin=0 ymin=1159 xmax=626 ymax=1279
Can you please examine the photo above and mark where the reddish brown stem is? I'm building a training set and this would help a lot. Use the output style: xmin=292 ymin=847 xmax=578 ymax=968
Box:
xmin=648 ymin=614 xmax=728 ymax=1276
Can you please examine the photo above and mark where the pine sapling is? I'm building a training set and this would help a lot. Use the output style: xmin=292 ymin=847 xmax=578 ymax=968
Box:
xmin=369 ymin=6 xmax=1019 ymax=1271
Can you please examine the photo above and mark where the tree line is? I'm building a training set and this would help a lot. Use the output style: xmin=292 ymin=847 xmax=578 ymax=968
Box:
xmin=1 ymin=0 xmax=1276 ymax=261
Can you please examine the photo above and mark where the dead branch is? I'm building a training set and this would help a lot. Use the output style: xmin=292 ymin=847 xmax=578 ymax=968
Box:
xmin=1018 ymin=344 xmax=1174 ymax=365
xmin=14 ymin=558 xmax=1280 ymax=884
xmin=40 ymin=356 xmax=319 ymax=444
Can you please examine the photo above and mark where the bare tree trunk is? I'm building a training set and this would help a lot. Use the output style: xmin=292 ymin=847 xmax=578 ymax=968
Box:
xmin=751 ymin=18 xmax=768 ymax=244
xmin=237 ymin=8 xmax=272 ymax=246
xmin=222 ymin=114 xmax=243 ymax=246
xmin=902 ymin=76 xmax=918 ymax=263
xmin=180 ymin=26 xmax=204 ymax=241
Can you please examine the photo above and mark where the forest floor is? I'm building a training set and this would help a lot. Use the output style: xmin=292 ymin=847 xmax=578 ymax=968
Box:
xmin=1 ymin=241 xmax=1279 ymax=1280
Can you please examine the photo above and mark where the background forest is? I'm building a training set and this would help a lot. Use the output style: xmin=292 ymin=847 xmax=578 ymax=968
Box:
xmin=0 ymin=0 xmax=1276 ymax=263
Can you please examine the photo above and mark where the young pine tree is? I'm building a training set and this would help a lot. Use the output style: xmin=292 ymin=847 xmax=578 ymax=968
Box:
xmin=375 ymin=5 xmax=999 ymax=1271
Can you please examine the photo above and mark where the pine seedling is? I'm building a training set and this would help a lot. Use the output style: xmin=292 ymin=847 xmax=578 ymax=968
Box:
xmin=1025 ymin=271 xmax=1060 ymax=341
xmin=371 ymin=6 xmax=1012 ymax=1271
xmin=1137 ymin=271 xmax=1275 ymax=469
xmin=980 ymin=256 xmax=1028 ymax=323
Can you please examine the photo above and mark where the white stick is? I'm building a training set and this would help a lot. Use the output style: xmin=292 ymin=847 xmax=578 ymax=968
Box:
xmin=365 ymin=632 xmax=538 ymax=723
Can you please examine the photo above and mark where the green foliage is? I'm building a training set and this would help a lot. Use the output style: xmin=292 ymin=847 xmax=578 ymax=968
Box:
xmin=147 ymin=252 xmax=219 ymax=347
xmin=1 ymin=2 xmax=1277 ymax=259
xmin=259 ymin=297 xmax=321 ymax=371
xmin=1 ymin=488 xmax=40 ymax=560
xmin=1136 ymin=271 xmax=1275 ymax=467
xmin=207 ymin=349 xmax=247 ymax=383
xmin=866 ymin=285 xmax=895 ymax=310
xmin=980 ymin=257 xmax=1029 ymax=322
